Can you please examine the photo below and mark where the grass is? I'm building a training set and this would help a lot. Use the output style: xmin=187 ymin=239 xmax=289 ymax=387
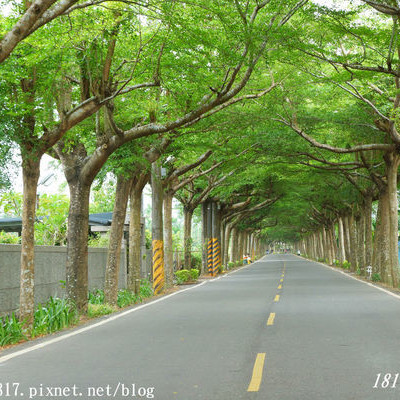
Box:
xmin=0 ymin=279 xmax=155 ymax=347
xmin=88 ymin=279 xmax=154 ymax=309
xmin=87 ymin=304 xmax=117 ymax=318
xmin=0 ymin=313 xmax=27 ymax=346
xmin=33 ymin=297 xmax=78 ymax=337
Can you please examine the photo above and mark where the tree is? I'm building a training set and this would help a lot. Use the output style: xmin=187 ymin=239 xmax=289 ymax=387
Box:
xmin=53 ymin=0 xmax=306 ymax=311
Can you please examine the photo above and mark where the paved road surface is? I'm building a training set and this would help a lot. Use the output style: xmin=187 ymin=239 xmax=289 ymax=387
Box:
xmin=2 ymin=254 xmax=400 ymax=399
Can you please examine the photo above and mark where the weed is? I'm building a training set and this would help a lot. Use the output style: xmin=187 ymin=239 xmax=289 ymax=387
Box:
xmin=33 ymin=297 xmax=78 ymax=335
xmin=87 ymin=304 xmax=117 ymax=318
xmin=117 ymin=290 xmax=137 ymax=308
xmin=139 ymin=279 xmax=153 ymax=298
xmin=372 ymin=273 xmax=381 ymax=282
xmin=88 ymin=289 xmax=105 ymax=305
xmin=0 ymin=313 xmax=26 ymax=346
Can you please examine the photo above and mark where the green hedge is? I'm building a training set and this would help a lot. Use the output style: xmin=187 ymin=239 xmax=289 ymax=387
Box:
xmin=175 ymin=269 xmax=199 ymax=285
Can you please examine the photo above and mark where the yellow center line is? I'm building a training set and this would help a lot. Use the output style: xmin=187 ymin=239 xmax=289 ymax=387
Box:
xmin=277 ymin=284 xmax=282 ymax=289
xmin=267 ymin=312 xmax=275 ymax=326
xmin=247 ymin=353 xmax=266 ymax=392
xmin=274 ymin=294 xmax=280 ymax=302
xmin=280 ymin=278 xmax=284 ymax=283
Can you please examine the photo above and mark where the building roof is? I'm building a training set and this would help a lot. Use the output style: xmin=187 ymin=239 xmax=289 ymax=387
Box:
xmin=0 ymin=212 xmax=124 ymax=233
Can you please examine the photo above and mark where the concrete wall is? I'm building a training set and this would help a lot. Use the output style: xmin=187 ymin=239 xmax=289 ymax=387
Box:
xmin=0 ymin=244 xmax=127 ymax=315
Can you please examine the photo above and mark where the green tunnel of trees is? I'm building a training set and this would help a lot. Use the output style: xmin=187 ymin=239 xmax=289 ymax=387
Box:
xmin=1 ymin=0 xmax=400 ymax=326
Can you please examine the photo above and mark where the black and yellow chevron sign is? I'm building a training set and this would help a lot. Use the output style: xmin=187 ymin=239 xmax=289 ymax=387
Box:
xmin=152 ymin=239 xmax=164 ymax=294
xmin=207 ymin=237 xmax=221 ymax=276
xmin=212 ymin=238 xmax=221 ymax=276
xmin=207 ymin=238 xmax=213 ymax=275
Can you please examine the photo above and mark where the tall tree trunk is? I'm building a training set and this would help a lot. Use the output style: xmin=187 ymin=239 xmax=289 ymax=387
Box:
xmin=224 ymin=222 xmax=232 ymax=267
xmin=128 ymin=174 xmax=147 ymax=294
xmin=231 ymin=227 xmax=238 ymax=263
xmin=19 ymin=156 xmax=40 ymax=326
xmin=372 ymin=191 xmax=382 ymax=277
xmin=356 ymin=212 xmax=365 ymax=274
xmin=343 ymin=215 xmax=351 ymax=264
xmin=324 ymin=226 xmax=333 ymax=265
xmin=220 ymin=219 xmax=226 ymax=268
xmin=377 ymin=189 xmax=391 ymax=283
xmin=348 ymin=212 xmax=358 ymax=272
xmin=66 ymin=181 xmax=91 ymax=312
xmin=331 ymin=224 xmax=338 ymax=261
xmin=318 ymin=230 xmax=324 ymax=260
xmin=364 ymin=195 xmax=373 ymax=268
xmin=151 ymin=161 xmax=164 ymax=294
xmin=163 ymin=190 xmax=174 ymax=287
xmin=385 ymin=152 xmax=400 ymax=287
xmin=338 ymin=217 xmax=346 ymax=265
xmin=326 ymin=226 xmax=334 ymax=265
xmin=238 ymin=230 xmax=244 ymax=264
xmin=19 ymin=70 xmax=38 ymax=326
xmin=104 ymin=175 xmax=132 ymax=305
xmin=201 ymin=202 xmax=208 ymax=274
xmin=211 ymin=201 xmax=221 ymax=274
xmin=183 ymin=207 xmax=194 ymax=269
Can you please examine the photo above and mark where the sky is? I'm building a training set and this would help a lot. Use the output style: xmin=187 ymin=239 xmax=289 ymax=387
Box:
xmin=12 ymin=155 xmax=68 ymax=195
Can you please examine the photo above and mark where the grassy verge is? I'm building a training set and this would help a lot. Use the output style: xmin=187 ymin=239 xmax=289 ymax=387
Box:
xmin=0 ymin=279 xmax=154 ymax=348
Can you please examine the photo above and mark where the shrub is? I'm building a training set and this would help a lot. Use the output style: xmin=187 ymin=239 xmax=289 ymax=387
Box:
xmin=227 ymin=261 xmax=235 ymax=270
xmin=175 ymin=269 xmax=191 ymax=284
xmin=33 ymin=297 xmax=78 ymax=335
xmin=342 ymin=260 xmax=351 ymax=270
xmin=190 ymin=269 xmax=199 ymax=281
xmin=191 ymin=253 xmax=202 ymax=269
xmin=0 ymin=313 xmax=26 ymax=346
xmin=372 ymin=273 xmax=381 ymax=282
xmin=87 ymin=304 xmax=117 ymax=318
xmin=87 ymin=233 xmax=110 ymax=248
xmin=0 ymin=231 xmax=20 ymax=244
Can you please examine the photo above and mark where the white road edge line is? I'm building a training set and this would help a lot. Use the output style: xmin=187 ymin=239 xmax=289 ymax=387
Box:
xmin=296 ymin=255 xmax=400 ymax=301
xmin=0 ymin=281 xmax=210 ymax=363
xmin=0 ymin=260 xmax=260 ymax=363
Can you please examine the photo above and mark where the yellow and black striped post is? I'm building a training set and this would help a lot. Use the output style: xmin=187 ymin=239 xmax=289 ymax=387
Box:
xmin=208 ymin=238 xmax=213 ymax=275
xmin=212 ymin=237 xmax=221 ymax=275
xmin=152 ymin=239 xmax=164 ymax=294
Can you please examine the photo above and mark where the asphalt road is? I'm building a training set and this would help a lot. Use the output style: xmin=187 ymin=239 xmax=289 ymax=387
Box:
xmin=2 ymin=254 xmax=400 ymax=399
